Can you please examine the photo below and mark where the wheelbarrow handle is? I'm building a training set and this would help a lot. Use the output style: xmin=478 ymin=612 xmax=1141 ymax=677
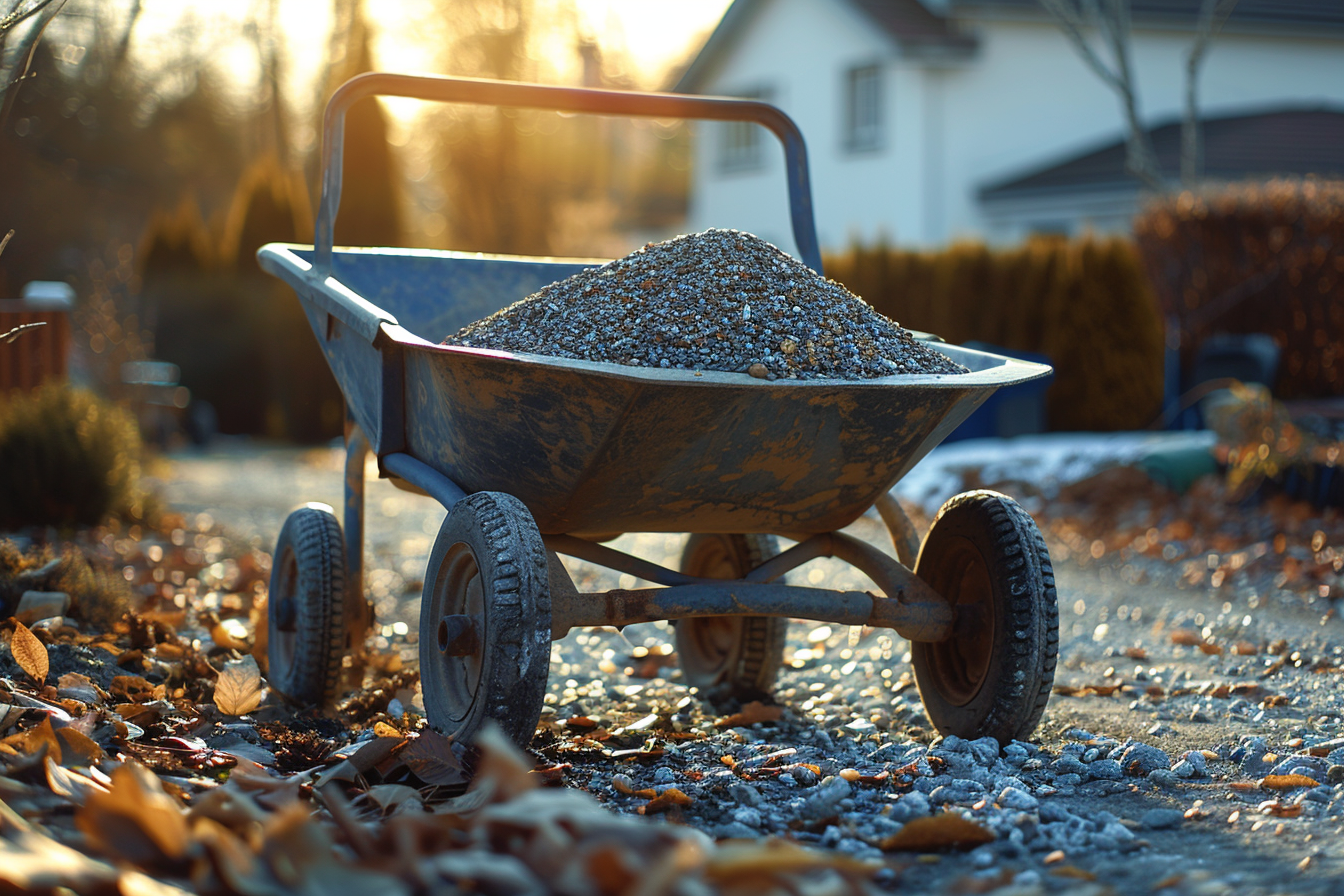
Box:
xmin=314 ymin=72 xmax=822 ymax=276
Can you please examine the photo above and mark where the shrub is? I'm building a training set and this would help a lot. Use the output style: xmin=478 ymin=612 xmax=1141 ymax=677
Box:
xmin=0 ymin=384 xmax=147 ymax=529
xmin=824 ymin=235 xmax=1164 ymax=431
xmin=1134 ymin=178 xmax=1344 ymax=399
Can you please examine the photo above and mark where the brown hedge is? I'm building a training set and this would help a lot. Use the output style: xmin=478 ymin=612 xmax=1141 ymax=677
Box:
xmin=1133 ymin=178 xmax=1344 ymax=399
xmin=823 ymin=236 xmax=1164 ymax=431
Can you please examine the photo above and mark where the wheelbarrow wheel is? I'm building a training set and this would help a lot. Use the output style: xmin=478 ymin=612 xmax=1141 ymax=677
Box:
xmin=268 ymin=504 xmax=349 ymax=707
xmin=420 ymin=492 xmax=551 ymax=750
xmin=911 ymin=491 xmax=1058 ymax=744
xmin=675 ymin=534 xmax=786 ymax=700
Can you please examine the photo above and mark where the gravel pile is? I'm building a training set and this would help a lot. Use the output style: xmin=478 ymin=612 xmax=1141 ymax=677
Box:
xmin=443 ymin=229 xmax=967 ymax=379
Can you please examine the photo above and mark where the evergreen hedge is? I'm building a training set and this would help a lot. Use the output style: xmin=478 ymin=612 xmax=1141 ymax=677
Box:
xmin=824 ymin=236 xmax=1164 ymax=431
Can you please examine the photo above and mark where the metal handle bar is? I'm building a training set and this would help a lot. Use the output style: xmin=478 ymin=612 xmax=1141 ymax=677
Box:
xmin=316 ymin=72 xmax=822 ymax=276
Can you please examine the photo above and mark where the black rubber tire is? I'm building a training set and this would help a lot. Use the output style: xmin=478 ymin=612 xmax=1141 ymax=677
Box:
xmin=675 ymin=534 xmax=787 ymax=699
xmin=419 ymin=492 xmax=551 ymax=749
xmin=268 ymin=504 xmax=348 ymax=707
xmin=910 ymin=490 xmax=1058 ymax=744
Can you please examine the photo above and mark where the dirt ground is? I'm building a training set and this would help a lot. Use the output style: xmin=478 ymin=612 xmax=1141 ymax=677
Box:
xmin=147 ymin=437 xmax=1344 ymax=895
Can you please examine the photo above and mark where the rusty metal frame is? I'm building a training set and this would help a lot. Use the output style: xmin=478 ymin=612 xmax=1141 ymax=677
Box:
xmin=315 ymin=72 xmax=822 ymax=276
xmin=544 ymin=531 xmax=953 ymax=643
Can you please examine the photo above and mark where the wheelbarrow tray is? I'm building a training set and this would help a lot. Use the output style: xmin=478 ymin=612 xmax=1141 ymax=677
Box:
xmin=258 ymin=243 xmax=1050 ymax=537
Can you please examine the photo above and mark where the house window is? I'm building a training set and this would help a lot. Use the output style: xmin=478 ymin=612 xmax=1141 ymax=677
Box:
xmin=719 ymin=88 xmax=771 ymax=172
xmin=844 ymin=64 xmax=883 ymax=151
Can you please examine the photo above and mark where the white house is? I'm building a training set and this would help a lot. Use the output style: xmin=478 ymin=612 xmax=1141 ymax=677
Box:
xmin=674 ymin=0 xmax=1344 ymax=254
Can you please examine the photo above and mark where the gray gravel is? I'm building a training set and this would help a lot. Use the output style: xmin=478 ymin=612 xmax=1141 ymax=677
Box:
xmin=442 ymin=229 xmax=966 ymax=380
xmin=157 ymin=445 xmax=1344 ymax=894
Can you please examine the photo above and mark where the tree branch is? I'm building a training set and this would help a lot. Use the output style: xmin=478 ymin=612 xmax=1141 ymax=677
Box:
xmin=1182 ymin=0 xmax=1237 ymax=185
xmin=1039 ymin=0 xmax=1166 ymax=192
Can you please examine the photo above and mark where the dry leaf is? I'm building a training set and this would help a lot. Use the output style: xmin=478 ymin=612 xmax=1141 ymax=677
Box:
xmin=708 ymin=839 xmax=876 ymax=878
xmin=1 ymin=716 xmax=62 ymax=764
xmin=1170 ymin=629 xmax=1201 ymax=646
xmin=77 ymin=763 xmax=190 ymax=865
xmin=401 ymin=730 xmax=468 ymax=787
xmin=1052 ymin=684 xmax=1121 ymax=698
xmin=714 ymin=700 xmax=783 ymax=728
xmin=1051 ymin=865 xmax=1097 ymax=880
xmin=0 ymin=801 xmax=119 ymax=891
xmin=363 ymin=784 xmax=424 ymax=814
xmin=45 ymin=757 xmax=108 ymax=805
xmin=879 ymin=813 xmax=995 ymax=852
xmin=55 ymin=726 xmax=105 ymax=767
xmin=1260 ymin=774 xmax=1320 ymax=790
xmin=641 ymin=788 xmax=693 ymax=815
xmin=214 ymin=656 xmax=264 ymax=716
xmin=10 ymin=620 xmax=48 ymax=684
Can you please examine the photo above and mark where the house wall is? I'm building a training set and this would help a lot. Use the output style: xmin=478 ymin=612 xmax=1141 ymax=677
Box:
xmin=685 ymin=0 xmax=919 ymax=260
xmin=686 ymin=0 xmax=1344 ymax=253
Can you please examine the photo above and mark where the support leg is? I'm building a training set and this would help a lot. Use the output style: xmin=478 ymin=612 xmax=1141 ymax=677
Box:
xmin=344 ymin=423 xmax=371 ymax=672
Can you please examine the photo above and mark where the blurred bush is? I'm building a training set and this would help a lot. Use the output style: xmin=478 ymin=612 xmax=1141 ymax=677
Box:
xmin=824 ymin=235 xmax=1164 ymax=431
xmin=0 ymin=540 xmax=134 ymax=631
xmin=1134 ymin=178 xmax=1344 ymax=399
xmin=137 ymin=157 xmax=347 ymax=442
xmin=0 ymin=384 xmax=147 ymax=529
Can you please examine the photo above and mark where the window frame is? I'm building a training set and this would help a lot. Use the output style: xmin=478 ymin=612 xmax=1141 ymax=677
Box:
xmin=843 ymin=63 xmax=884 ymax=153
xmin=717 ymin=86 xmax=773 ymax=173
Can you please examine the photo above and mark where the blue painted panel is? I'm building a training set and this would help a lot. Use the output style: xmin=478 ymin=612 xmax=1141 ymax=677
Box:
xmin=292 ymin=247 xmax=597 ymax=343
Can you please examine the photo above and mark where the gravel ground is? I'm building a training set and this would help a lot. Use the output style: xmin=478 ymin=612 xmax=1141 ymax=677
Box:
xmin=442 ymin=229 xmax=965 ymax=379
xmin=151 ymin=439 xmax=1344 ymax=895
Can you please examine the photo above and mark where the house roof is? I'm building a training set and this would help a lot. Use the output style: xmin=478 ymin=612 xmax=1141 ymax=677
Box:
xmin=950 ymin=0 xmax=1344 ymax=32
xmin=978 ymin=107 xmax=1344 ymax=203
xmin=673 ymin=0 xmax=976 ymax=93
xmin=673 ymin=0 xmax=1344 ymax=93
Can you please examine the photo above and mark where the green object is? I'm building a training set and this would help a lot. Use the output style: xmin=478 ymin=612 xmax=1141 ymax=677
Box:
xmin=0 ymin=384 xmax=146 ymax=529
xmin=1139 ymin=446 xmax=1218 ymax=493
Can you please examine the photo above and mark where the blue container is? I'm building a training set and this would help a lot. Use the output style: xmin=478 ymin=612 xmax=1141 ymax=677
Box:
xmin=943 ymin=342 xmax=1054 ymax=441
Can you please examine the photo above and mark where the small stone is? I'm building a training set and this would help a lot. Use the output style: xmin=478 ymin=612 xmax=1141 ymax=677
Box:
xmin=838 ymin=768 xmax=860 ymax=782
xmin=1327 ymin=765 xmax=1344 ymax=785
xmin=997 ymin=786 xmax=1039 ymax=811
xmin=1088 ymin=759 xmax=1124 ymax=781
xmin=1140 ymin=808 xmax=1185 ymax=830
xmin=1115 ymin=742 xmax=1171 ymax=776
xmin=748 ymin=363 xmax=768 ymax=378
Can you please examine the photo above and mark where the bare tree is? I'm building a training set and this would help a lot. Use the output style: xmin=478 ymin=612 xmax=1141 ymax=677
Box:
xmin=0 ymin=0 xmax=67 ymax=123
xmin=1039 ymin=0 xmax=1239 ymax=193
xmin=1183 ymin=0 xmax=1237 ymax=185
xmin=1038 ymin=0 xmax=1164 ymax=191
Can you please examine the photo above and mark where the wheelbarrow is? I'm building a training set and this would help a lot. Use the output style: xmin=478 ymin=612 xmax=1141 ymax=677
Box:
xmin=257 ymin=73 xmax=1058 ymax=748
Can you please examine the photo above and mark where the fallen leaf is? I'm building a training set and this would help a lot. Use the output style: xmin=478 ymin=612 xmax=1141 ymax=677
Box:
xmin=640 ymin=788 xmax=693 ymax=814
xmin=362 ymin=783 xmax=424 ymax=814
xmin=1265 ymin=694 xmax=1291 ymax=707
xmin=714 ymin=701 xmax=783 ymax=728
xmin=401 ymin=730 xmax=468 ymax=787
xmin=214 ymin=656 xmax=264 ymax=716
xmin=1052 ymin=684 xmax=1121 ymax=698
xmin=55 ymin=726 xmax=104 ymax=767
xmin=1170 ymin=629 xmax=1201 ymax=646
xmin=10 ymin=620 xmax=48 ymax=684
xmin=0 ymin=801 xmax=119 ymax=891
xmin=76 ymin=763 xmax=190 ymax=866
xmin=1258 ymin=799 xmax=1303 ymax=817
xmin=1122 ymin=647 xmax=1148 ymax=660
xmin=879 ymin=813 xmax=995 ymax=852
xmin=1260 ymin=774 xmax=1319 ymax=790
xmin=45 ymin=757 xmax=108 ymax=804
xmin=1 ymin=716 xmax=62 ymax=764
